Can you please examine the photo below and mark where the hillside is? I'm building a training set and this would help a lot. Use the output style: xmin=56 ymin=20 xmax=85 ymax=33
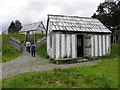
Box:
xmin=2 ymin=34 xmax=25 ymax=62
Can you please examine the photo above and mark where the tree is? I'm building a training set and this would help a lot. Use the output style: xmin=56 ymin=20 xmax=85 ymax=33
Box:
xmin=91 ymin=13 xmax=97 ymax=18
xmin=8 ymin=21 xmax=16 ymax=33
xmin=15 ymin=20 xmax=22 ymax=33
xmin=92 ymin=0 xmax=120 ymax=43
xmin=7 ymin=20 xmax=22 ymax=33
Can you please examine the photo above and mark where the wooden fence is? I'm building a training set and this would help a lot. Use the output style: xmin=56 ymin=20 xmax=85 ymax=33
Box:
xmin=36 ymin=37 xmax=46 ymax=49
xmin=10 ymin=36 xmax=22 ymax=51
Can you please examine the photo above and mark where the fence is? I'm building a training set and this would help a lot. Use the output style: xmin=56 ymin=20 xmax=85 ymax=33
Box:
xmin=36 ymin=36 xmax=46 ymax=49
xmin=10 ymin=36 xmax=22 ymax=51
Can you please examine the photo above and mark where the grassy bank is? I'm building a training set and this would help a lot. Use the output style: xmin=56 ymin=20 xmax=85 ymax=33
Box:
xmin=35 ymin=34 xmax=46 ymax=42
xmin=2 ymin=44 xmax=21 ymax=62
xmin=2 ymin=34 xmax=25 ymax=62
xmin=36 ymin=41 xmax=48 ymax=58
xmin=2 ymin=34 xmax=25 ymax=44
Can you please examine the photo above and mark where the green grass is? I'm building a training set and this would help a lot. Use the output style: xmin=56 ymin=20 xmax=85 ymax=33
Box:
xmin=110 ymin=44 xmax=120 ymax=58
xmin=2 ymin=44 xmax=20 ymax=62
xmin=36 ymin=41 xmax=48 ymax=58
xmin=2 ymin=58 xmax=118 ymax=88
xmin=2 ymin=34 xmax=25 ymax=44
xmin=35 ymin=34 xmax=46 ymax=42
xmin=2 ymin=34 xmax=25 ymax=62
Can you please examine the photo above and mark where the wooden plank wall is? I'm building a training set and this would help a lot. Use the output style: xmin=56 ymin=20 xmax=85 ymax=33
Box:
xmin=61 ymin=34 xmax=66 ymax=58
xmin=91 ymin=34 xmax=111 ymax=57
xmin=49 ymin=33 xmax=77 ymax=59
xmin=47 ymin=32 xmax=111 ymax=59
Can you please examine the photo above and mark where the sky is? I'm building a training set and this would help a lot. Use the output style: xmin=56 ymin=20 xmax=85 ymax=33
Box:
xmin=0 ymin=0 xmax=106 ymax=33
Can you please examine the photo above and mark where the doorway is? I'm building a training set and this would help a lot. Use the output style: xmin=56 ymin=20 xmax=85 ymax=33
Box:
xmin=77 ymin=35 xmax=84 ymax=57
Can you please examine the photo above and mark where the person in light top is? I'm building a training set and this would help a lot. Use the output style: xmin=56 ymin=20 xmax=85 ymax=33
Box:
xmin=26 ymin=41 xmax=31 ymax=53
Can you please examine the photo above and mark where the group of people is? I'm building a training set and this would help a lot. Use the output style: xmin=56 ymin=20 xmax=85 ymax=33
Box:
xmin=26 ymin=41 xmax=36 ymax=57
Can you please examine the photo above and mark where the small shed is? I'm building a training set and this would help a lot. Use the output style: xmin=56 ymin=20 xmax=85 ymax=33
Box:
xmin=19 ymin=21 xmax=46 ymax=34
xmin=46 ymin=14 xmax=111 ymax=60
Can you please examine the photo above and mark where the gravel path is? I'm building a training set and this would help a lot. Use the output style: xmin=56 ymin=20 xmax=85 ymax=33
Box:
xmin=1 ymin=48 xmax=101 ymax=79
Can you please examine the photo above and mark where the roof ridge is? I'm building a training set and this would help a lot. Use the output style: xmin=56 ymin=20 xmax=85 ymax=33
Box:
xmin=23 ymin=21 xmax=42 ymax=26
xmin=48 ymin=14 xmax=95 ymax=19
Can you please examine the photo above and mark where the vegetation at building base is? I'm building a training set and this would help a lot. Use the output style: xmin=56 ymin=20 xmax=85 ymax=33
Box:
xmin=36 ymin=41 xmax=49 ymax=59
xmin=2 ymin=34 xmax=25 ymax=62
xmin=2 ymin=44 xmax=119 ymax=88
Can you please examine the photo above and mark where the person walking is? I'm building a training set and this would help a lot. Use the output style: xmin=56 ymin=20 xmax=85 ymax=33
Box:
xmin=31 ymin=43 xmax=36 ymax=57
xmin=26 ymin=41 xmax=31 ymax=53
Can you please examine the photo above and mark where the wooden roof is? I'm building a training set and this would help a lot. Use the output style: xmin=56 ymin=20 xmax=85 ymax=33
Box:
xmin=20 ymin=22 xmax=45 ymax=32
xmin=47 ymin=14 xmax=111 ymax=33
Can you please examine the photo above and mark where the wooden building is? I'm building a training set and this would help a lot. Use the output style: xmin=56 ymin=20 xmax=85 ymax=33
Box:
xmin=19 ymin=21 xmax=46 ymax=34
xmin=46 ymin=15 xmax=111 ymax=60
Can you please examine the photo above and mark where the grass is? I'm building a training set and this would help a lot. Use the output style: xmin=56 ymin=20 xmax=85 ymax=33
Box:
xmin=110 ymin=44 xmax=119 ymax=58
xmin=2 ymin=44 xmax=20 ymax=62
xmin=35 ymin=34 xmax=46 ymax=42
xmin=2 ymin=33 xmax=25 ymax=44
xmin=2 ymin=58 xmax=118 ymax=88
xmin=2 ymin=44 xmax=119 ymax=88
xmin=2 ymin=34 xmax=25 ymax=62
xmin=36 ymin=41 xmax=48 ymax=58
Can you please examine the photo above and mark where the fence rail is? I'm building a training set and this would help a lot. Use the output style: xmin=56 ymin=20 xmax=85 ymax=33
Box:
xmin=36 ymin=36 xmax=46 ymax=49
xmin=10 ymin=36 xmax=22 ymax=51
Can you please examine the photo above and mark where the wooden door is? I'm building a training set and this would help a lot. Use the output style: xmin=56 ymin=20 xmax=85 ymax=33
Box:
xmin=77 ymin=35 xmax=84 ymax=57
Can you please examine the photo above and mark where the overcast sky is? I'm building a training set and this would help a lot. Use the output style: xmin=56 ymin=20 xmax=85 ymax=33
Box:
xmin=0 ymin=0 xmax=106 ymax=33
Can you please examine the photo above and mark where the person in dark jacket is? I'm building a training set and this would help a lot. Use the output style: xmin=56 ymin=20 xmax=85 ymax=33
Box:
xmin=31 ymin=43 xmax=36 ymax=57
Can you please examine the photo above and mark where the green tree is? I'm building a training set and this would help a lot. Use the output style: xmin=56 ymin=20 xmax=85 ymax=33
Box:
xmin=8 ymin=21 xmax=16 ymax=33
xmin=92 ymin=0 xmax=120 ymax=43
xmin=8 ymin=20 xmax=22 ymax=33
xmin=15 ymin=20 xmax=22 ymax=33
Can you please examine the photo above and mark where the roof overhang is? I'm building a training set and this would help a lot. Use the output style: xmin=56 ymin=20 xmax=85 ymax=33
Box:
xmin=52 ymin=30 xmax=112 ymax=34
